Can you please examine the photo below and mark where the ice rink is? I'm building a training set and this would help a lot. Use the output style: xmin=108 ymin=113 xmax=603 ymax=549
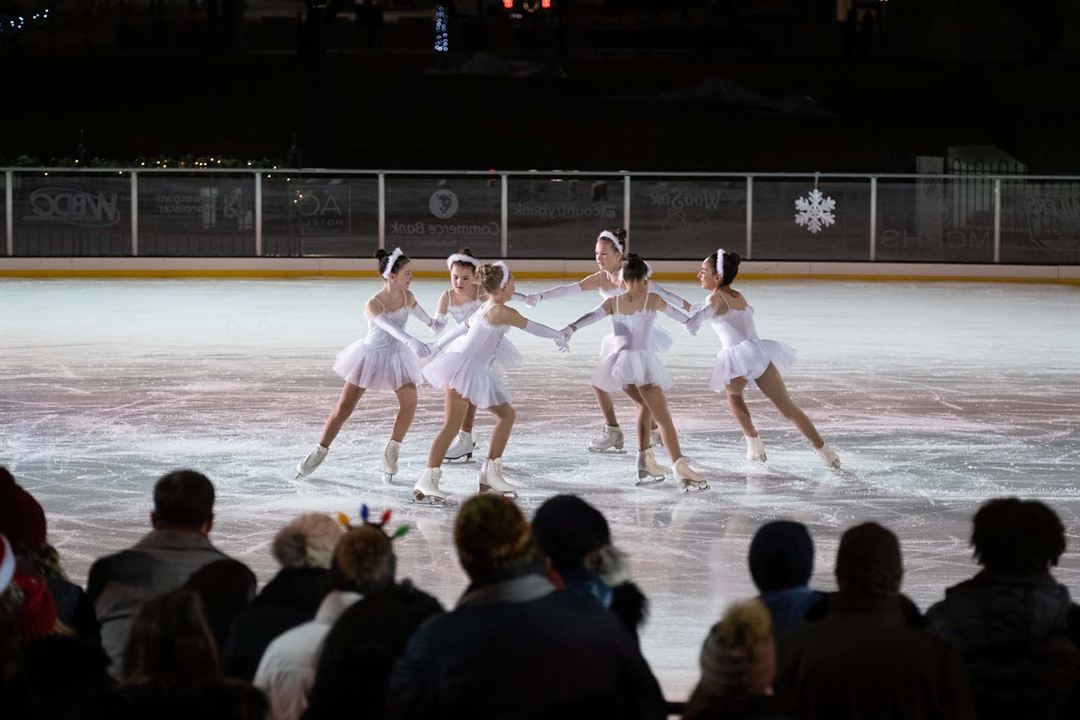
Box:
xmin=2 ymin=276 xmax=1078 ymax=700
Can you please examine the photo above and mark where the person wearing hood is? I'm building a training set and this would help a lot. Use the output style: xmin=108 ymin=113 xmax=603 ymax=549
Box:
xmin=747 ymin=520 xmax=823 ymax=639
xmin=925 ymin=498 xmax=1080 ymax=720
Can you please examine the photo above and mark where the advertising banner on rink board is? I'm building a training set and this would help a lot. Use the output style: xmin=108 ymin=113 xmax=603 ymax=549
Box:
xmin=385 ymin=179 xmax=501 ymax=258
xmin=630 ymin=180 xmax=746 ymax=260
xmin=288 ymin=184 xmax=351 ymax=236
xmin=507 ymin=177 xmax=621 ymax=258
xmin=138 ymin=176 xmax=255 ymax=256
xmin=14 ymin=175 xmax=131 ymax=255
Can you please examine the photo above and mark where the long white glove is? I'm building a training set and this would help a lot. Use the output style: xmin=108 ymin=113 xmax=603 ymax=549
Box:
xmin=431 ymin=321 xmax=470 ymax=352
xmin=562 ymin=306 xmax=608 ymax=338
xmin=430 ymin=313 xmax=449 ymax=334
xmin=661 ymin=304 xmax=691 ymax=326
xmin=523 ymin=320 xmax=570 ymax=352
xmin=651 ymin=282 xmax=692 ymax=311
xmin=524 ymin=283 xmax=581 ymax=307
xmin=409 ymin=303 xmax=441 ymax=332
xmin=683 ymin=303 xmax=715 ymax=335
xmin=511 ymin=292 xmax=529 ymax=303
xmin=372 ymin=315 xmax=434 ymax=358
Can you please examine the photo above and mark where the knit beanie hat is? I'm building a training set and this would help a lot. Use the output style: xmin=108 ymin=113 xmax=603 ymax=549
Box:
xmin=748 ymin=520 xmax=814 ymax=592
xmin=532 ymin=495 xmax=611 ymax=573
xmin=12 ymin=570 xmax=58 ymax=639
xmin=698 ymin=599 xmax=775 ymax=698
xmin=455 ymin=494 xmax=536 ymax=579
xmin=0 ymin=467 xmax=48 ymax=550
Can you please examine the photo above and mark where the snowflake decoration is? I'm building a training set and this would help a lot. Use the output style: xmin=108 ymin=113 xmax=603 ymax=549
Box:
xmin=794 ymin=188 xmax=837 ymax=234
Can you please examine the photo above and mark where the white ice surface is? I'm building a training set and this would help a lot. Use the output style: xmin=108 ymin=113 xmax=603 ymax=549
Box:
xmin=2 ymin=277 xmax=1079 ymax=700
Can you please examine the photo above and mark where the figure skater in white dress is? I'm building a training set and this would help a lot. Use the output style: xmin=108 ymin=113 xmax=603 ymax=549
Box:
xmin=295 ymin=247 xmax=442 ymax=483
xmin=412 ymin=261 xmax=569 ymax=504
xmin=432 ymin=247 xmax=484 ymax=462
xmin=522 ymin=227 xmax=692 ymax=454
xmin=560 ymin=254 xmax=709 ymax=491
xmin=685 ymin=248 xmax=841 ymax=467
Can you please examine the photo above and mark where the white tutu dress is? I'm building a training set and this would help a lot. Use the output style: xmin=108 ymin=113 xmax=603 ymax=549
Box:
xmin=591 ymin=294 xmax=674 ymax=393
xmin=423 ymin=309 xmax=519 ymax=408
xmin=708 ymin=303 xmax=797 ymax=391
xmin=435 ymin=295 xmax=522 ymax=368
xmin=595 ymin=285 xmax=673 ymax=364
xmin=332 ymin=304 xmax=424 ymax=391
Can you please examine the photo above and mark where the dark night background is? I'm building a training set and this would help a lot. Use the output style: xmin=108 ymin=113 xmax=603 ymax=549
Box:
xmin=1 ymin=1 xmax=1077 ymax=172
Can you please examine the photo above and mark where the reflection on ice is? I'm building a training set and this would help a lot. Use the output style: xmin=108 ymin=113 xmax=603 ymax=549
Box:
xmin=2 ymin=278 xmax=1078 ymax=699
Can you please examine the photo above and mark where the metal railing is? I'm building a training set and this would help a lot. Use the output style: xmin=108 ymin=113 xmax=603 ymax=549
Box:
xmin=3 ymin=168 xmax=1079 ymax=264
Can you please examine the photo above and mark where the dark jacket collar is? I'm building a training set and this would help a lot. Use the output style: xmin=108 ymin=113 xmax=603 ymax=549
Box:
xmin=133 ymin=528 xmax=218 ymax=552
xmin=457 ymin=570 xmax=555 ymax=609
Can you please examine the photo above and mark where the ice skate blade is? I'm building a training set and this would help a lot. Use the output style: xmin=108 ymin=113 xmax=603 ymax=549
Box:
xmin=680 ymin=481 xmax=710 ymax=493
xmin=635 ymin=475 xmax=665 ymax=487
xmin=588 ymin=446 xmax=627 ymax=455
xmin=410 ymin=491 xmax=452 ymax=507
xmin=747 ymin=456 xmax=767 ymax=464
xmin=383 ymin=473 xmax=396 ymax=485
xmin=443 ymin=452 xmax=473 ymax=463
xmin=478 ymin=484 xmax=517 ymax=499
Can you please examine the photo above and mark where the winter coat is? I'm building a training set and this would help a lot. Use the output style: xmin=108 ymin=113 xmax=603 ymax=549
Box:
xmin=925 ymin=572 xmax=1080 ymax=720
xmin=759 ymin=586 xmax=823 ymax=639
xmin=385 ymin=570 xmax=667 ymax=720
xmin=223 ymin=567 xmax=330 ymax=682
xmin=86 ymin=529 xmax=241 ymax=677
xmin=775 ymin=593 xmax=976 ymax=720
xmin=93 ymin=679 xmax=268 ymax=720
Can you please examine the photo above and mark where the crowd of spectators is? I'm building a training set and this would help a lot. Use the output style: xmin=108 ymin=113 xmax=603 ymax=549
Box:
xmin=1 ymin=464 xmax=1077 ymax=719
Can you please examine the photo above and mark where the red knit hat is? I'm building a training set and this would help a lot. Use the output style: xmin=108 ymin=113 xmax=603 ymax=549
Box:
xmin=12 ymin=570 xmax=57 ymax=639
xmin=0 ymin=467 xmax=47 ymax=549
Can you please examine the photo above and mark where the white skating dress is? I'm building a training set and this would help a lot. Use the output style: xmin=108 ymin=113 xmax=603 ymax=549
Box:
xmin=595 ymin=285 xmax=673 ymax=364
xmin=332 ymin=299 xmax=424 ymax=391
xmin=423 ymin=309 xmax=518 ymax=408
xmin=591 ymin=295 xmax=674 ymax=392
xmin=708 ymin=300 xmax=797 ymax=391
xmin=436 ymin=293 xmax=522 ymax=368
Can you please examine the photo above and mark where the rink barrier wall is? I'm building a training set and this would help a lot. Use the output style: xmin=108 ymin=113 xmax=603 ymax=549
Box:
xmin=1 ymin=258 xmax=1078 ymax=284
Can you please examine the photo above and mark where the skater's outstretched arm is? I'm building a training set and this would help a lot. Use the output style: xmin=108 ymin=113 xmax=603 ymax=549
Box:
xmin=561 ymin=302 xmax=611 ymax=336
xmin=430 ymin=290 xmax=450 ymax=333
xmin=499 ymin=306 xmax=569 ymax=351
xmin=649 ymin=294 xmax=692 ymax=326
xmin=682 ymin=300 xmax=716 ymax=335
xmin=430 ymin=320 xmax=470 ymax=352
xmin=520 ymin=279 xmax=585 ymax=307
xmin=649 ymin=281 xmax=693 ymax=311
xmin=407 ymin=291 xmax=443 ymax=333
xmin=367 ymin=302 xmax=435 ymax=358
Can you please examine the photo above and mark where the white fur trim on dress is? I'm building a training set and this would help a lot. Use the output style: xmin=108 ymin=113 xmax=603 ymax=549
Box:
xmin=446 ymin=253 xmax=480 ymax=270
xmin=382 ymin=247 xmax=404 ymax=279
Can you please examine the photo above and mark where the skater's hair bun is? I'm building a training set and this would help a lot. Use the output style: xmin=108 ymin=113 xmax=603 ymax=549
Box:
xmin=598 ymin=227 xmax=627 ymax=255
xmin=374 ymin=248 xmax=409 ymax=277
xmin=709 ymin=250 xmax=742 ymax=286
xmin=328 ymin=524 xmax=396 ymax=593
xmin=475 ymin=263 xmax=507 ymax=293
xmin=971 ymin=497 xmax=1065 ymax=574
xmin=622 ymin=253 xmax=649 ymax=282
xmin=455 ymin=494 xmax=537 ymax=579
xmin=698 ymin=599 xmax=775 ymax=697
xmin=271 ymin=512 xmax=345 ymax=570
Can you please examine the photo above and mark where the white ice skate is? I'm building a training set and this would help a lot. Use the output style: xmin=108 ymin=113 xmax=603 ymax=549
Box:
xmin=382 ymin=440 xmax=401 ymax=484
xmin=411 ymin=467 xmax=449 ymax=505
xmin=745 ymin=435 xmax=767 ymax=463
xmin=295 ymin=445 xmax=328 ymax=479
xmin=815 ymin=442 xmax=841 ymax=469
xmin=636 ymin=448 xmax=666 ymax=485
xmin=478 ymin=458 xmax=517 ymax=498
xmin=673 ymin=457 xmax=709 ymax=492
xmin=444 ymin=431 xmax=476 ymax=463
xmin=588 ymin=425 xmax=626 ymax=454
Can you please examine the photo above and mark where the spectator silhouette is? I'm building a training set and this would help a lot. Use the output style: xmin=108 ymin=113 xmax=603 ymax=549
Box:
xmin=223 ymin=513 xmax=343 ymax=681
xmin=748 ymin=520 xmax=823 ymax=639
xmin=925 ymin=498 xmax=1080 ymax=720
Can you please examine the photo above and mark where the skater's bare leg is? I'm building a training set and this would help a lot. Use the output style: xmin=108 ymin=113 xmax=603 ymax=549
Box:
xmin=636 ymin=384 xmax=683 ymax=460
xmin=487 ymin=403 xmax=516 ymax=459
xmin=461 ymin=403 xmax=477 ymax=434
xmin=725 ymin=377 xmax=758 ymax=437
xmin=428 ymin=389 xmax=471 ymax=468
xmin=754 ymin=364 xmax=824 ymax=447
xmin=593 ymin=386 xmax=619 ymax=427
xmin=622 ymin=385 xmax=653 ymax=451
xmin=390 ymin=383 xmax=418 ymax=443
xmin=318 ymin=383 xmax=365 ymax=447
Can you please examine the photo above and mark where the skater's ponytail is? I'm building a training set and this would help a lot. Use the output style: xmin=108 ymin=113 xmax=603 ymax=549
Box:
xmin=475 ymin=262 xmax=507 ymax=293
xmin=622 ymin=253 xmax=649 ymax=282
xmin=709 ymin=249 xmax=742 ymax=287
xmin=375 ymin=247 xmax=409 ymax=278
